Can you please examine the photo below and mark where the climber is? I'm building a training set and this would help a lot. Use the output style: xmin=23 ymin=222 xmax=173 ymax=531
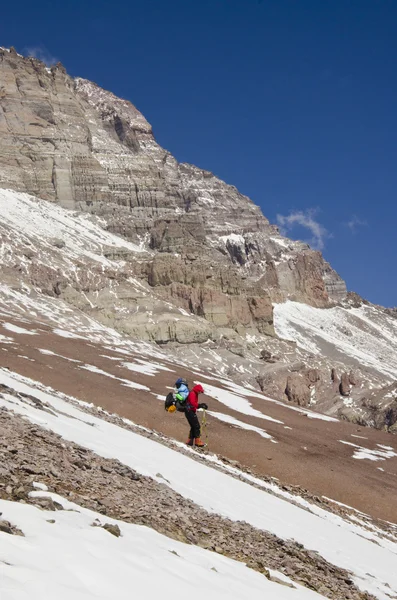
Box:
xmin=185 ymin=384 xmax=208 ymax=447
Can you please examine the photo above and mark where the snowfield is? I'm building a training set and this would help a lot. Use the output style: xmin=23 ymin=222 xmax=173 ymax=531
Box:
xmin=274 ymin=301 xmax=397 ymax=379
xmin=0 ymin=368 xmax=396 ymax=600
xmin=0 ymin=188 xmax=145 ymax=265
xmin=0 ymin=495 xmax=324 ymax=600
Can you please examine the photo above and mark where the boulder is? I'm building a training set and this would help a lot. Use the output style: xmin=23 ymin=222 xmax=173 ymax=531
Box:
xmin=103 ymin=523 xmax=121 ymax=537
xmin=349 ymin=371 xmax=358 ymax=386
xmin=306 ymin=368 xmax=320 ymax=384
xmin=260 ymin=349 xmax=272 ymax=361
xmin=340 ymin=373 xmax=351 ymax=397
xmin=285 ymin=374 xmax=311 ymax=407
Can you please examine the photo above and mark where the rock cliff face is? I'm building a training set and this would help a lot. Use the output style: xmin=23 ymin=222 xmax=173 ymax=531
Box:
xmin=0 ymin=47 xmax=346 ymax=342
xmin=3 ymin=48 xmax=397 ymax=433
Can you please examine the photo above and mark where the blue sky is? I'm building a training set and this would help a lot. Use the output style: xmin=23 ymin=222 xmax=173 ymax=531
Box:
xmin=1 ymin=0 xmax=396 ymax=306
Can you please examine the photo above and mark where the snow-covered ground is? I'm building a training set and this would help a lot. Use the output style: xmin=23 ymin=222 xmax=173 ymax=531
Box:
xmin=0 ymin=282 xmax=169 ymax=362
xmin=201 ymin=381 xmax=281 ymax=421
xmin=208 ymin=410 xmax=276 ymax=440
xmin=80 ymin=363 xmax=151 ymax=391
xmin=207 ymin=379 xmax=339 ymax=423
xmin=0 ymin=494 xmax=324 ymax=600
xmin=274 ymin=301 xmax=397 ymax=379
xmin=0 ymin=368 xmax=396 ymax=600
xmin=340 ymin=440 xmax=397 ymax=461
xmin=3 ymin=322 xmax=38 ymax=335
xmin=120 ymin=359 xmax=174 ymax=376
xmin=0 ymin=188 xmax=145 ymax=265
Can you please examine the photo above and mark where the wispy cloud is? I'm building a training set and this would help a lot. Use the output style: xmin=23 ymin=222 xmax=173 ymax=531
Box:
xmin=276 ymin=209 xmax=330 ymax=250
xmin=24 ymin=45 xmax=58 ymax=67
xmin=345 ymin=215 xmax=367 ymax=233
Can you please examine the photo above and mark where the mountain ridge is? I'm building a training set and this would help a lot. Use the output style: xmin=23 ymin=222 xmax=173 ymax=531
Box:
xmin=0 ymin=47 xmax=345 ymax=312
xmin=0 ymin=47 xmax=396 ymax=433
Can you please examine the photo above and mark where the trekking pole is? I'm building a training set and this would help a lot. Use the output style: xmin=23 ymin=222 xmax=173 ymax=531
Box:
xmin=201 ymin=409 xmax=208 ymax=448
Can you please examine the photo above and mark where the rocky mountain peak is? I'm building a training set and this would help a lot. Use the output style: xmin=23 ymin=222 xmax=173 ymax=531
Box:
xmin=75 ymin=77 xmax=153 ymax=135
xmin=0 ymin=48 xmax=346 ymax=317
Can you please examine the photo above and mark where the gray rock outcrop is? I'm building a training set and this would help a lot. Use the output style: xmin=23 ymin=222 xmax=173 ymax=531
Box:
xmin=0 ymin=47 xmax=346 ymax=346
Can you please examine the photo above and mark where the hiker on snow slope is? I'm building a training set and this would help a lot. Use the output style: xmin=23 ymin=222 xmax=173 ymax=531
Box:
xmin=184 ymin=383 xmax=208 ymax=447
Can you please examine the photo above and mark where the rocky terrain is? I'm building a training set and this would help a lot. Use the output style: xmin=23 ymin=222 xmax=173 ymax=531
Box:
xmin=0 ymin=310 xmax=396 ymax=525
xmin=0 ymin=364 xmax=396 ymax=599
xmin=0 ymin=46 xmax=396 ymax=430
xmin=0 ymin=406 xmax=376 ymax=599
xmin=0 ymin=46 xmax=344 ymax=318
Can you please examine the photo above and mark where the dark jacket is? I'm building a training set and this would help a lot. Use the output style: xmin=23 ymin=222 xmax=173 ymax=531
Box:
xmin=186 ymin=384 xmax=204 ymax=412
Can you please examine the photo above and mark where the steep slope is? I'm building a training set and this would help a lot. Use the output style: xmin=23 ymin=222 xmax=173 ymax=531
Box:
xmin=0 ymin=188 xmax=217 ymax=343
xmin=0 ymin=48 xmax=396 ymax=430
xmin=0 ymin=187 xmax=396 ymax=433
xmin=0 ymin=283 xmax=396 ymax=525
xmin=271 ymin=300 xmax=397 ymax=428
xmin=0 ymin=367 xmax=396 ymax=599
xmin=0 ymin=46 xmax=345 ymax=332
xmin=1 ymin=44 xmax=396 ymax=600
xmin=0 ymin=497 xmax=327 ymax=600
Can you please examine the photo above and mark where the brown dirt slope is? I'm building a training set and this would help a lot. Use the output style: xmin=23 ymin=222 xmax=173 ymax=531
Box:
xmin=1 ymin=316 xmax=396 ymax=524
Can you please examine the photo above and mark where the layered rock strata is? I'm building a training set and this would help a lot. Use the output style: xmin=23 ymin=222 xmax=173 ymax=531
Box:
xmin=0 ymin=47 xmax=346 ymax=344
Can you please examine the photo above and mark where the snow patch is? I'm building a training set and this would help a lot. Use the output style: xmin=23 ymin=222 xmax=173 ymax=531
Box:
xmin=3 ymin=322 xmax=38 ymax=335
xmin=39 ymin=348 xmax=81 ymax=363
xmin=274 ymin=301 xmax=397 ymax=379
xmin=209 ymin=411 xmax=275 ymax=440
xmin=340 ymin=441 xmax=397 ymax=461
xmin=202 ymin=382 xmax=283 ymax=422
xmin=53 ymin=328 xmax=86 ymax=340
xmin=0 ymin=333 xmax=15 ymax=344
xmin=121 ymin=360 xmax=174 ymax=376
xmin=81 ymin=364 xmax=150 ymax=391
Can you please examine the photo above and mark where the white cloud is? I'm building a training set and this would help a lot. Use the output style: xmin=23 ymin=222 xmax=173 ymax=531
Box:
xmin=345 ymin=215 xmax=367 ymax=233
xmin=25 ymin=46 xmax=58 ymax=67
xmin=276 ymin=209 xmax=329 ymax=250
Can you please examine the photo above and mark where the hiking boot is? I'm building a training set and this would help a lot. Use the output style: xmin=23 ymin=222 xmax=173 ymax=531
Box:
xmin=194 ymin=438 xmax=205 ymax=447
xmin=186 ymin=438 xmax=193 ymax=446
